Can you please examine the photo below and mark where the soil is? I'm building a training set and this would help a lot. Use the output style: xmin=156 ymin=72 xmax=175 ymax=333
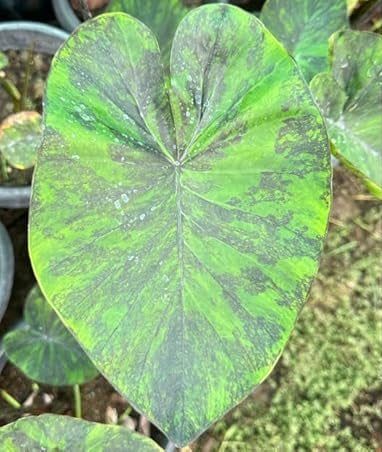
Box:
xmin=0 ymin=49 xmax=51 ymax=186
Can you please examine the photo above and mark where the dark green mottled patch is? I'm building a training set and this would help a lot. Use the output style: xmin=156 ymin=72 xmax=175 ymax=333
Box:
xmin=29 ymin=5 xmax=330 ymax=446
xmin=3 ymin=285 xmax=98 ymax=385
xmin=310 ymin=30 xmax=382 ymax=199
xmin=261 ymin=0 xmax=349 ymax=82
xmin=0 ymin=414 xmax=162 ymax=451
xmin=0 ymin=111 xmax=41 ymax=169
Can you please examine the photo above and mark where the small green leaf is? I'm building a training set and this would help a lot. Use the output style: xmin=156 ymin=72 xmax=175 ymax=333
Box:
xmin=0 ymin=414 xmax=163 ymax=451
xmin=29 ymin=6 xmax=330 ymax=446
xmin=0 ymin=111 xmax=41 ymax=170
xmin=107 ymin=0 xmax=189 ymax=66
xmin=261 ymin=0 xmax=349 ymax=82
xmin=3 ymin=285 xmax=98 ymax=385
xmin=0 ymin=51 xmax=8 ymax=70
xmin=310 ymin=30 xmax=382 ymax=199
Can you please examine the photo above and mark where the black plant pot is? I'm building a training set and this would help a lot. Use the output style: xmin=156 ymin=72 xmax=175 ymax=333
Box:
xmin=0 ymin=222 xmax=14 ymax=326
xmin=0 ymin=21 xmax=69 ymax=209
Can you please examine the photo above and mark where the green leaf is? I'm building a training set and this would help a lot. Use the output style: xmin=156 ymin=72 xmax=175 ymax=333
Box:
xmin=29 ymin=5 xmax=331 ymax=446
xmin=310 ymin=30 xmax=382 ymax=199
xmin=0 ymin=51 xmax=8 ymax=70
xmin=3 ymin=285 xmax=98 ymax=386
xmin=261 ymin=0 xmax=349 ymax=82
xmin=0 ymin=414 xmax=163 ymax=451
xmin=107 ymin=0 xmax=189 ymax=66
xmin=0 ymin=111 xmax=41 ymax=170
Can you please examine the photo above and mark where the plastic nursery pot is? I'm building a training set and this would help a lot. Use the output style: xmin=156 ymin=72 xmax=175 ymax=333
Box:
xmin=0 ymin=22 xmax=69 ymax=209
xmin=52 ymin=0 xmax=82 ymax=32
xmin=0 ymin=222 xmax=14 ymax=326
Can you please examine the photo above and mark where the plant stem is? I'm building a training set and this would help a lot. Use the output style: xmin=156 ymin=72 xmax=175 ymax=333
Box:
xmin=20 ymin=46 xmax=35 ymax=111
xmin=0 ymin=389 xmax=21 ymax=409
xmin=0 ymin=77 xmax=21 ymax=112
xmin=165 ymin=441 xmax=176 ymax=452
xmin=0 ymin=155 xmax=8 ymax=183
xmin=73 ymin=384 xmax=82 ymax=419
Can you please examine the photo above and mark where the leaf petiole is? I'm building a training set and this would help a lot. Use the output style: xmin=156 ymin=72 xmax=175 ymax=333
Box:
xmin=0 ymin=389 xmax=21 ymax=409
xmin=73 ymin=384 xmax=82 ymax=419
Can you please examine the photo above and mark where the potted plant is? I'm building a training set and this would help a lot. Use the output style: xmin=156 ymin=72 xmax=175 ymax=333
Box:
xmin=0 ymin=1 xmax=380 ymax=449
xmin=0 ymin=21 xmax=68 ymax=209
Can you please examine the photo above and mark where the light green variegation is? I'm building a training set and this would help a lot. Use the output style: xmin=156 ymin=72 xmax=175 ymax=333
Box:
xmin=3 ymin=285 xmax=98 ymax=385
xmin=0 ymin=414 xmax=163 ymax=451
xmin=310 ymin=30 xmax=382 ymax=199
xmin=261 ymin=0 xmax=349 ymax=82
xmin=0 ymin=111 xmax=41 ymax=170
xmin=107 ymin=0 xmax=189 ymax=66
xmin=0 ymin=51 xmax=8 ymax=70
xmin=29 ymin=6 xmax=330 ymax=446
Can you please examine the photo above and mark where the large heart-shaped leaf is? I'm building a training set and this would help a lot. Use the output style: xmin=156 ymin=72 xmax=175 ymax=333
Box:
xmin=3 ymin=285 xmax=98 ymax=385
xmin=29 ymin=5 xmax=331 ymax=446
xmin=261 ymin=0 xmax=349 ymax=82
xmin=107 ymin=0 xmax=189 ymax=65
xmin=310 ymin=30 xmax=382 ymax=198
xmin=0 ymin=414 xmax=162 ymax=451
xmin=0 ymin=112 xmax=41 ymax=170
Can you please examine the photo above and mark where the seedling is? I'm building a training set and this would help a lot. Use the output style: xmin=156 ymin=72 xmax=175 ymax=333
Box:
xmin=261 ymin=0 xmax=382 ymax=198
xmin=0 ymin=51 xmax=21 ymax=112
xmin=29 ymin=4 xmax=331 ymax=446
xmin=0 ymin=414 xmax=162 ymax=451
xmin=0 ymin=50 xmax=42 ymax=185
xmin=3 ymin=285 xmax=98 ymax=417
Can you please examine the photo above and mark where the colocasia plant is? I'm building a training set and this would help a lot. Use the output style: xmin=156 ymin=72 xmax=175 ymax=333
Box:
xmin=0 ymin=51 xmax=42 ymax=185
xmin=0 ymin=0 xmax=380 ymax=449
xmin=28 ymin=4 xmax=331 ymax=446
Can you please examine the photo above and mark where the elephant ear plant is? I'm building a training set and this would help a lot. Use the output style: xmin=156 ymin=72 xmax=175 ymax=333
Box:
xmin=310 ymin=30 xmax=382 ymax=199
xmin=0 ymin=50 xmax=42 ymax=186
xmin=261 ymin=0 xmax=382 ymax=199
xmin=28 ymin=4 xmax=331 ymax=447
xmin=0 ymin=414 xmax=162 ymax=451
xmin=2 ymin=285 xmax=98 ymax=418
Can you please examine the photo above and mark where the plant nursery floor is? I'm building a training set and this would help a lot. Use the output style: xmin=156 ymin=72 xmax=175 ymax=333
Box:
xmin=0 ymin=166 xmax=381 ymax=451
